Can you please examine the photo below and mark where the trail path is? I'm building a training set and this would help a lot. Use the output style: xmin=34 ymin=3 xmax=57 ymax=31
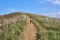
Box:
xmin=23 ymin=16 xmax=36 ymax=40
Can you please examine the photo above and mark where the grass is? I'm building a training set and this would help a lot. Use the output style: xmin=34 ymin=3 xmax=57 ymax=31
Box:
xmin=0 ymin=12 xmax=60 ymax=40
xmin=27 ymin=14 xmax=60 ymax=40
xmin=48 ymin=30 xmax=60 ymax=40
xmin=0 ymin=12 xmax=26 ymax=40
xmin=0 ymin=20 xmax=26 ymax=40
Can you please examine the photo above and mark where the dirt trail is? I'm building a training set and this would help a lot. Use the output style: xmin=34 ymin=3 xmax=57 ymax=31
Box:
xmin=23 ymin=16 xmax=36 ymax=40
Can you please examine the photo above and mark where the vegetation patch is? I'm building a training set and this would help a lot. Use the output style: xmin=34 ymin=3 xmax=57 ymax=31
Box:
xmin=0 ymin=12 xmax=26 ymax=40
xmin=27 ymin=14 xmax=60 ymax=40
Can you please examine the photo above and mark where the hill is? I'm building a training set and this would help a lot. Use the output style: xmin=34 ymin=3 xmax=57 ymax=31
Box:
xmin=0 ymin=12 xmax=60 ymax=40
xmin=27 ymin=13 xmax=60 ymax=40
xmin=0 ymin=12 xmax=26 ymax=40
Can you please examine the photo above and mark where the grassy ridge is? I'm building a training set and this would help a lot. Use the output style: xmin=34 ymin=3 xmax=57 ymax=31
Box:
xmin=0 ymin=12 xmax=60 ymax=40
xmin=27 ymin=14 xmax=48 ymax=40
xmin=0 ymin=12 xmax=26 ymax=40
xmin=27 ymin=14 xmax=60 ymax=40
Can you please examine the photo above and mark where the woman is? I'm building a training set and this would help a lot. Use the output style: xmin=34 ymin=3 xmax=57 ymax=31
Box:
xmin=30 ymin=17 xmax=32 ymax=24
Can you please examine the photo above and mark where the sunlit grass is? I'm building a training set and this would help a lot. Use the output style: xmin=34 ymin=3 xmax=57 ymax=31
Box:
xmin=0 ymin=12 xmax=26 ymax=40
xmin=27 ymin=14 xmax=60 ymax=40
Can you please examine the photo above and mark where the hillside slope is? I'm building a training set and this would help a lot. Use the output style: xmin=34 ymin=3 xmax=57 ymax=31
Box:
xmin=0 ymin=12 xmax=26 ymax=40
xmin=0 ymin=12 xmax=60 ymax=40
xmin=27 ymin=13 xmax=60 ymax=40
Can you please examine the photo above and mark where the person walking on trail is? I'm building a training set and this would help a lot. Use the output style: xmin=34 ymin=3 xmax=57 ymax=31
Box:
xmin=30 ymin=17 xmax=32 ymax=24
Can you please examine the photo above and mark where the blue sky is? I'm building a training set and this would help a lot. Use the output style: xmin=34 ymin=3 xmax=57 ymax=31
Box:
xmin=0 ymin=0 xmax=60 ymax=18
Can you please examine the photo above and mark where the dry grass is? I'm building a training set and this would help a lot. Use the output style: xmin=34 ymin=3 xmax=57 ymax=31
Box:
xmin=27 ymin=13 xmax=60 ymax=40
xmin=0 ymin=12 xmax=26 ymax=40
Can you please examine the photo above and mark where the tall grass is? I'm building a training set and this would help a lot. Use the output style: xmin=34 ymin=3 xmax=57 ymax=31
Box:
xmin=0 ymin=12 xmax=26 ymax=40
xmin=0 ymin=20 xmax=26 ymax=40
xmin=27 ymin=14 xmax=60 ymax=40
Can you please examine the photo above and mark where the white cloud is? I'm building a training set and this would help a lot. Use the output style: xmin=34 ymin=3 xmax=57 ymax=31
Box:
xmin=39 ymin=1 xmax=45 ymax=3
xmin=56 ymin=12 xmax=60 ymax=14
xmin=7 ymin=8 xmax=16 ymax=12
xmin=50 ymin=12 xmax=60 ymax=18
xmin=42 ymin=7 xmax=47 ymax=10
xmin=50 ymin=13 xmax=56 ymax=17
xmin=51 ymin=0 xmax=60 ymax=5
xmin=38 ymin=0 xmax=45 ymax=3
xmin=39 ymin=0 xmax=60 ymax=5
xmin=8 ymin=8 xmax=15 ymax=11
